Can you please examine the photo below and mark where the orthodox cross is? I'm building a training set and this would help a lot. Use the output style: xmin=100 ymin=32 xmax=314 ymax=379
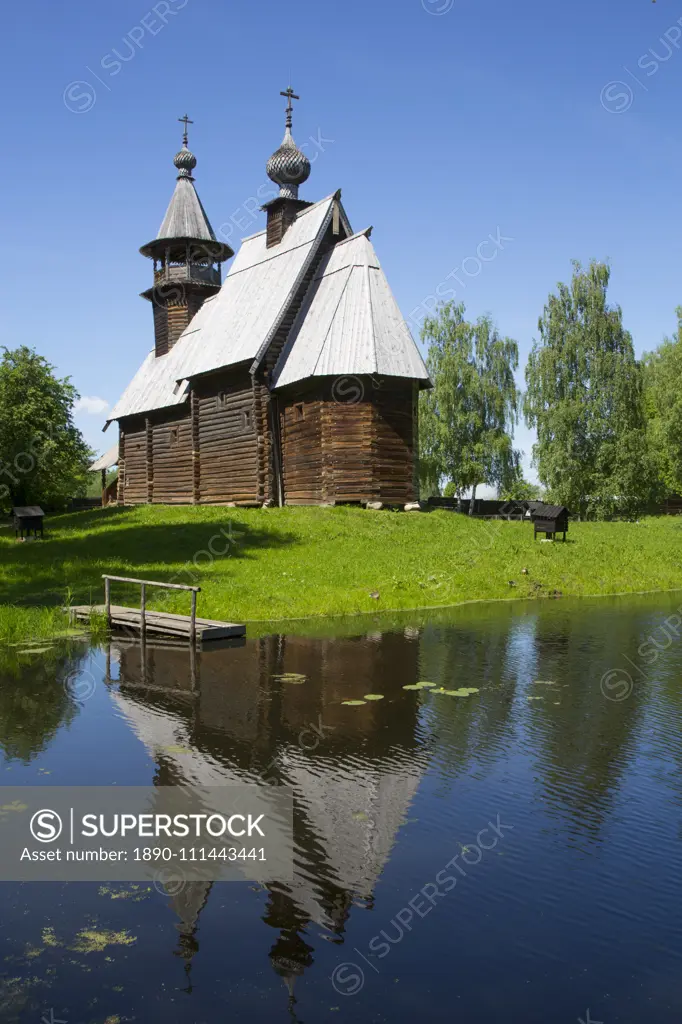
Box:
xmin=178 ymin=113 xmax=194 ymax=146
xmin=280 ymin=87 xmax=300 ymax=129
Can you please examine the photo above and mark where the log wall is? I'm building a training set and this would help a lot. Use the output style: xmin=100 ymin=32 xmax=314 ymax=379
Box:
xmin=149 ymin=406 xmax=193 ymax=504
xmin=152 ymin=291 xmax=207 ymax=358
xmin=280 ymin=395 xmax=324 ymax=504
xmin=118 ymin=417 xmax=147 ymax=505
xmin=372 ymin=379 xmax=418 ymax=505
xmin=278 ymin=377 xmax=417 ymax=505
xmin=194 ymin=369 xmax=260 ymax=504
xmin=118 ymin=375 xmax=418 ymax=507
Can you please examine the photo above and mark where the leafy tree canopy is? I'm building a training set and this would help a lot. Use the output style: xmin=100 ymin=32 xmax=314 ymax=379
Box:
xmin=499 ymin=473 xmax=544 ymax=501
xmin=419 ymin=302 xmax=521 ymax=507
xmin=0 ymin=346 xmax=92 ymax=510
xmin=643 ymin=307 xmax=682 ymax=497
xmin=524 ymin=261 xmax=654 ymax=519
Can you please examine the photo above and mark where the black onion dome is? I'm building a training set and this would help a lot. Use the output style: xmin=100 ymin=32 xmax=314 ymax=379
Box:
xmin=266 ymin=127 xmax=311 ymax=199
xmin=174 ymin=144 xmax=197 ymax=178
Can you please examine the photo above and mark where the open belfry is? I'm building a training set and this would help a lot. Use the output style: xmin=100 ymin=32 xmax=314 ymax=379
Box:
xmin=107 ymin=91 xmax=431 ymax=506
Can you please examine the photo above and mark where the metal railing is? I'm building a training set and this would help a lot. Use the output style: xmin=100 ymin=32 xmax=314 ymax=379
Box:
xmin=102 ymin=575 xmax=201 ymax=644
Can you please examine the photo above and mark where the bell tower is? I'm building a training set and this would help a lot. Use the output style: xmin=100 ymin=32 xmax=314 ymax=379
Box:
xmin=140 ymin=116 xmax=233 ymax=357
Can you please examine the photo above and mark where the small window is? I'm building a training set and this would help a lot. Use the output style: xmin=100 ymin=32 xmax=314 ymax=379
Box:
xmin=169 ymin=427 xmax=179 ymax=447
xmin=242 ymin=409 xmax=253 ymax=430
xmin=217 ymin=392 xmax=228 ymax=409
xmin=294 ymin=403 xmax=304 ymax=421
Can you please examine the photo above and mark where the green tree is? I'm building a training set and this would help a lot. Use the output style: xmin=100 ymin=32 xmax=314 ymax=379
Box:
xmin=524 ymin=261 xmax=653 ymax=519
xmin=643 ymin=307 xmax=682 ymax=497
xmin=0 ymin=347 xmax=92 ymax=510
xmin=499 ymin=473 xmax=544 ymax=501
xmin=419 ymin=303 xmax=520 ymax=510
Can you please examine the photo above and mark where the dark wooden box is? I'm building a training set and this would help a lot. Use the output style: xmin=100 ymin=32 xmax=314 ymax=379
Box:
xmin=12 ymin=506 xmax=45 ymax=538
xmin=533 ymin=505 xmax=569 ymax=541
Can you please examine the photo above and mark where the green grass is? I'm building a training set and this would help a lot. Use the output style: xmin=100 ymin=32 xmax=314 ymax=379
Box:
xmin=0 ymin=605 xmax=77 ymax=646
xmin=1 ymin=504 xmax=681 ymax=643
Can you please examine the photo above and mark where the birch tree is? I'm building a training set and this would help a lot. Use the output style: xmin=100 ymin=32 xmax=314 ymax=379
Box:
xmin=419 ymin=302 xmax=520 ymax=506
xmin=524 ymin=261 xmax=653 ymax=518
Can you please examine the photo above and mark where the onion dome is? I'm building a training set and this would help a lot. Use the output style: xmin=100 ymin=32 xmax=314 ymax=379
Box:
xmin=266 ymin=87 xmax=311 ymax=200
xmin=174 ymin=143 xmax=197 ymax=179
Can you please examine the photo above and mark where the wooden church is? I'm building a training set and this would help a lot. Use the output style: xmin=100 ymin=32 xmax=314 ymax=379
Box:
xmin=106 ymin=92 xmax=431 ymax=506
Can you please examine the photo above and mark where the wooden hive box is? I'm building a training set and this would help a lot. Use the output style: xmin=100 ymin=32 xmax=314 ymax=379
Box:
xmin=12 ymin=506 xmax=45 ymax=539
xmin=532 ymin=504 xmax=569 ymax=541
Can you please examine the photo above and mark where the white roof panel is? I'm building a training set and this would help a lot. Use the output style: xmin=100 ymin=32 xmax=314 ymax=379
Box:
xmin=90 ymin=442 xmax=120 ymax=472
xmin=107 ymin=350 xmax=190 ymax=423
xmin=272 ymin=232 xmax=431 ymax=389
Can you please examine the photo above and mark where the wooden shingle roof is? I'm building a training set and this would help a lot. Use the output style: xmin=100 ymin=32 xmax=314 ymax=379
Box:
xmin=156 ymin=176 xmax=217 ymax=243
xmin=271 ymin=231 xmax=431 ymax=390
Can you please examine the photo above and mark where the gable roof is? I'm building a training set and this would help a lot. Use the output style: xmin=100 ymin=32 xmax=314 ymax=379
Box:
xmin=271 ymin=231 xmax=430 ymax=390
xmin=156 ymin=176 xmax=217 ymax=242
xmin=107 ymin=194 xmax=341 ymax=424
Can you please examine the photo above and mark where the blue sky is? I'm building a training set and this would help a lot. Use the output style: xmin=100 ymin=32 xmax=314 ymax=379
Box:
xmin=3 ymin=0 xmax=681 ymax=481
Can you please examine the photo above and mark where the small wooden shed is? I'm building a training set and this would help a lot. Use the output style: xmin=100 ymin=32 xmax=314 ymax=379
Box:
xmin=90 ymin=444 xmax=119 ymax=506
xmin=532 ymin=504 xmax=569 ymax=542
xmin=13 ymin=506 xmax=45 ymax=539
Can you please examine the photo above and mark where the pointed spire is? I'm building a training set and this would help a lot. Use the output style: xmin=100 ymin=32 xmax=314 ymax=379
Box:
xmin=139 ymin=117 xmax=232 ymax=261
xmin=266 ymin=86 xmax=311 ymax=200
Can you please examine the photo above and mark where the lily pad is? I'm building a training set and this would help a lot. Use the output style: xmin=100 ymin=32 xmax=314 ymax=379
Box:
xmin=526 ymin=696 xmax=544 ymax=701
xmin=443 ymin=687 xmax=479 ymax=697
xmin=272 ymin=673 xmax=307 ymax=685
xmin=341 ymin=700 xmax=367 ymax=706
xmin=363 ymin=694 xmax=384 ymax=701
xmin=416 ymin=681 xmax=437 ymax=689
xmin=534 ymin=680 xmax=558 ymax=686
xmin=402 ymin=684 xmax=422 ymax=691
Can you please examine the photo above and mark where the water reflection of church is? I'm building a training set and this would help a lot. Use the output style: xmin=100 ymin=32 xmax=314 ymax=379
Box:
xmin=106 ymin=631 xmax=427 ymax=1008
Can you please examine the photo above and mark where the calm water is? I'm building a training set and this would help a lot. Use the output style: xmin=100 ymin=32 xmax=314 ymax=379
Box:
xmin=2 ymin=594 xmax=682 ymax=1023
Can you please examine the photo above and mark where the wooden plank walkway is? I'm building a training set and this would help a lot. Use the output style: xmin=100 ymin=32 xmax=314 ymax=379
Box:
xmin=70 ymin=604 xmax=245 ymax=642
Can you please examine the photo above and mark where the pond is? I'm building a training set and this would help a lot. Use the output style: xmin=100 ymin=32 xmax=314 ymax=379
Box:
xmin=1 ymin=593 xmax=682 ymax=1023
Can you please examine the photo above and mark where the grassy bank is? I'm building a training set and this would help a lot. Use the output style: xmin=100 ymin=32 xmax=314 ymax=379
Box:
xmin=1 ymin=505 xmax=681 ymax=643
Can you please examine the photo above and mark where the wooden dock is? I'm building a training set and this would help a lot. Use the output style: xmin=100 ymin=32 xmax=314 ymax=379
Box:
xmin=70 ymin=604 xmax=245 ymax=642
xmin=70 ymin=574 xmax=245 ymax=644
